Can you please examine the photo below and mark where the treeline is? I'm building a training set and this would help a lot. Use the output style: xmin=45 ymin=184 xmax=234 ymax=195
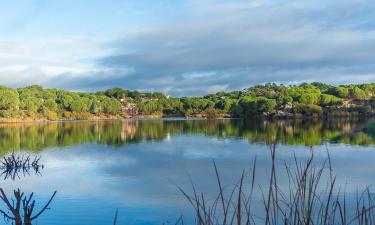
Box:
xmin=0 ymin=85 xmax=123 ymax=120
xmin=0 ymin=83 xmax=373 ymax=120
xmin=229 ymin=82 xmax=375 ymax=118
xmin=105 ymin=82 xmax=375 ymax=118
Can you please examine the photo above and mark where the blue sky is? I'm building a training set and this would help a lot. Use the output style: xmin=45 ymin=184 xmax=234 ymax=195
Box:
xmin=1 ymin=0 xmax=375 ymax=96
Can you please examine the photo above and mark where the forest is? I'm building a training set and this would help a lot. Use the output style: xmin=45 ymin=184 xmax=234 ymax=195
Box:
xmin=0 ymin=82 xmax=373 ymax=120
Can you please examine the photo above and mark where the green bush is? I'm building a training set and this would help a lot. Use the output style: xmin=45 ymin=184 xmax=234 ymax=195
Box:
xmin=0 ymin=110 xmax=19 ymax=118
xmin=43 ymin=110 xmax=58 ymax=120
xmin=293 ymin=104 xmax=323 ymax=116
xmin=103 ymin=99 xmax=122 ymax=115
xmin=62 ymin=112 xmax=93 ymax=120
xmin=319 ymin=94 xmax=343 ymax=106
xmin=0 ymin=88 xmax=20 ymax=110
xmin=298 ymin=93 xmax=320 ymax=105
xmin=349 ymin=87 xmax=367 ymax=99
xmin=203 ymin=108 xmax=224 ymax=118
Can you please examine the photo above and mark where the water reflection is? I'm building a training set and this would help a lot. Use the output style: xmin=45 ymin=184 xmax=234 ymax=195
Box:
xmin=0 ymin=152 xmax=56 ymax=225
xmin=0 ymin=118 xmax=372 ymax=154
xmin=19 ymin=139 xmax=374 ymax=225
xmin=0 ymin=119 xmax=373 ymax=225
xmin=0 ymin=153 xmax=43 ymax=180
xmin=0 ymin=188 xmax=57 ymax=225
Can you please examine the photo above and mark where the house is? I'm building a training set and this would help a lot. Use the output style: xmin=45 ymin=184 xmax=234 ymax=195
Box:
xmin=120 ymin=97 xmax=138 ymax=115
xmin=122 ymin=102 xmax=138 ymax=115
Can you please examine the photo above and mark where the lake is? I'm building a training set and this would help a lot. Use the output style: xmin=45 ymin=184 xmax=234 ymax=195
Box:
xmin=0 ymin=118 xmax=374 ymax=225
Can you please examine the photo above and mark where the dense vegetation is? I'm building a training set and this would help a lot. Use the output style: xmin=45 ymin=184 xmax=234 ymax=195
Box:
xmin=200 ymin=82 xmax=375 ymax=118
xmin=0 ymin=83 xmax=373 ymax=120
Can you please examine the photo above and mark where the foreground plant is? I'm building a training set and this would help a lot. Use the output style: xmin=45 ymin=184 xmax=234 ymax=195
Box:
xmin=176 ymin=145 xmax=375 ymax=225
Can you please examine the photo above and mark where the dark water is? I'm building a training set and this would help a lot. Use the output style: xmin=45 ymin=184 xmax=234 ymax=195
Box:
xmin=0 ymin=118 xmax=374 ymax=225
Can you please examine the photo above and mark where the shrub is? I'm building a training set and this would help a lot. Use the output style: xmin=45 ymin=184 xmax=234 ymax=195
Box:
xmin=43 ymin=110 xmax=58 ymax=120
xmin=203 ymin=108 xmax=223 ymax=118
xmin=298 ymin=93 xmax=320 ymax=104
xmin=293 ymin=104 xmax=323 ymax=115
xmin=24 ymin=110 xmax=38 ymax=118
xmin=69 ymin=100 xmax=88 ymax=113
xmin=349 ymin=87 xmax=367 ymax=99
xmin=103 ymin=99 xmax=122 ymax=115
xmin=0 ymin=110 xmax=20 ymax=117
xmin=62 ymin=112 xmax=93 ymax=120
xmin=326 ymin=86 xmax=349 ymax=98
xmin=319 ymin=94 xmax=343 ymax=106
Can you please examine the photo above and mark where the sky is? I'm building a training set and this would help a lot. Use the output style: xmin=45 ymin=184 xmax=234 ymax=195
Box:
xmin=1 ymin=0 xmax=375 ymax=96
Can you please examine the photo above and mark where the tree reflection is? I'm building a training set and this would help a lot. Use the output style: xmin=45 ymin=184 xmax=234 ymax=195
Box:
xmin=0 ymin=152 xmax=55 ymax=225
xmin=0 ymin=188 xmax=56 ymax=225
xmin=0 ymin=118 xmax=372 ymax=154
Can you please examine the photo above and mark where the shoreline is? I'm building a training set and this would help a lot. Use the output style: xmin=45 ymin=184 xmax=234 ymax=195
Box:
xmin=0 ymin=113 xmax=372 ymax=123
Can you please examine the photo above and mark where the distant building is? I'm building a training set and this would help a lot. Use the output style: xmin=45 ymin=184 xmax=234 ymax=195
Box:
xmin=120 ymin=97 xmax=138 ymax=115
xmin=122 ymin=102 xmax=138 ymax=115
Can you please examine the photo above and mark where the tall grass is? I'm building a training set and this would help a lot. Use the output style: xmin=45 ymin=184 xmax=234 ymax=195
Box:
xmin=175 ymin=145 xmax=375 ymax=225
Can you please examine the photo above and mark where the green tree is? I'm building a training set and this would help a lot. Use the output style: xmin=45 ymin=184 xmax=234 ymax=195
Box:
xmin=298 ymin=93 xmax=320 ymax=105
xmin=103 ymin=99 xmax=122 ymax=114
xmin=319 ymin=94 xmax=343 ymax=106
xmin=326 ymin=87 xmax=349 ymax=98
xmin=44 ymin=99 xmax=58 ymax=111
xmin=104 ymin=88 xmax=128 ymax=99
xmin=349 ymin=87 xmax=367 ymax=99
xmin=70 ymin=99 xmax=88 ymax=112
xmin=0 ymin=88 xmax=19 ymax=110
xmin=20 ymin=97 xmax=42 ymax=112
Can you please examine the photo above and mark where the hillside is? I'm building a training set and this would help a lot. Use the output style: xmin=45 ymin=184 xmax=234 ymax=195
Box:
xmin=0 ymin=83 xmax=373 ymax=121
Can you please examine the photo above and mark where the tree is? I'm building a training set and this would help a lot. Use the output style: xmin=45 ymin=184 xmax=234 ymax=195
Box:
xmin=238 ymin=96 xmax=256 ymax=116
xmin=181 ymin=98 xmax=215 ymax=114
xmin=20 ymin=97 xmax=42 ymax=112
xmin=0 ymin=88 xmax=19 ymax=110
xmin=43 ymin=99 xmax=58 ymax=111
xmin=59 ymin=94 xmax=74 ymax=110
xmin=216 ymin=99 xmax=234 ymax=113
xmin=103 ymin=99 xmax=122 ymax=114
xmin=276 ymin=94 xmax=293 ymax=106
xmin=237 ymin=96 xmax=276 ymax=117
xmin=138 ymin=100 xmax=159 ymax=114
xmin=319 ymin=94 xmax=343 ymax=106
xmin=104 ymin=88 xmax=128 ymax=99
xmin=255 ymin=97 xmax=277 ymax=112
xmin=69 ymin=99 xmax=88 ymax=112
xmin=298 ymin=93 xmax=320 ymax=105
xmin=349 ymin=87 xmax=367 ymax=99
xmin=293 ymin=104 xmax=323 ymax=115
xmin=311 ymin=82 xmax=333 ymax=91
xmin=326 ymin=87 xmax=349 ymax=98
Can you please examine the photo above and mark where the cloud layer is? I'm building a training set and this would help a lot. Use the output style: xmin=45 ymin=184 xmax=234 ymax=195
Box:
xmin=1 ymin=0 xmax=375 ymax=95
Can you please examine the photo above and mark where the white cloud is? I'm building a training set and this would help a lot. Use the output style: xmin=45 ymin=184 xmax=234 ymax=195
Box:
xmin=0 ymin=36 xmax=105 ymax=87
xmin=1 ymin=0 xmax=375 ymax=95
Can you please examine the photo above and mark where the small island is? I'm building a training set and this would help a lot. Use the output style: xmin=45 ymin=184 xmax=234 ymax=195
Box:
xmin=0 ymin=82 xmax=373 ymax=122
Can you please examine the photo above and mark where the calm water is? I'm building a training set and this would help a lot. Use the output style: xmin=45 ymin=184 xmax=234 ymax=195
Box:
xmin=0 ymin=118 xmax=374 ymax=225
